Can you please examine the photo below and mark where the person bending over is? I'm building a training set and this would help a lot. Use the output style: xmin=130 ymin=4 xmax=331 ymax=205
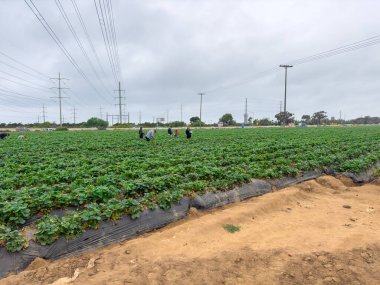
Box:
xmin=145 ymin=129 xmax=156 ymax=141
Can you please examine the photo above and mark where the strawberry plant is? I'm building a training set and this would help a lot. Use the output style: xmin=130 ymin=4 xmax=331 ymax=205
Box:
xmin=0 ymin=126 xmax=380 ymax=252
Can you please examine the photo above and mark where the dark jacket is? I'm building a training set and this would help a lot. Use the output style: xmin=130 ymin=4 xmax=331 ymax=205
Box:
xmin=0 ymin=133 xmax=9 ymax=140
xmin=139 ymin=129 xmax=144 ymax=139
xmin=186 ymin=129 xmax=191 ymax=139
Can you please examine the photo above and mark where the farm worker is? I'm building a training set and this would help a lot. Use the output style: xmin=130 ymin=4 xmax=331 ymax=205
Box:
xmin=17 ymin=135 xmax=25 ymax=140
xmin=167 ymin=126 xmax=173 ymax=136
xmin=0 ymin=133 xmax=9 ymax=140
xmin=185 ymin=127 xmax=192 ymax=139
xmin=174 ymin=129 xmax=179 ymax=138
xmin=139 ymin=127 xmax=144 ymax=139
xmin=145 ymin=129 xmax=156 ymax=141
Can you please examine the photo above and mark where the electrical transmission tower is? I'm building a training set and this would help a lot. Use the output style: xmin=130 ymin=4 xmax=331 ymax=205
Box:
xmin=50 ymin=72 xmax=69 ymax=126
xmin=42 ymin=104 xmax=47 ymax=123
xmin=279 ymin=65 xmax=293 ymax=125
xmin=198 ymin=92 xmax=205 ymax=127
xmin=114 ymin=81 xmax=125 ymax=124
xmin=72 ymin=107 xmax=77 ymax=124
xmin=99 ymin=106 xmax=103 ymax=119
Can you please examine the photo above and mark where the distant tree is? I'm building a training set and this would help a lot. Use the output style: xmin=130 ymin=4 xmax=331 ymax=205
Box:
xmin=312 ymin=111 xmax=328 ymax=125
xmin=167 ymin=121 xmax=186 ymax=127
xmin=349 ymin=116 xmax=380 ymax=125
xmin=219 ymin=113 xmax=236 ymax=126
xmin=85 ymin=117 xmax=108 ymax=128
xmin=190 ymin=116 xmax=200 ymax=124
xmin=301 ymin=115 xmax=311 ymax=123
xmin=255 ymin=118 xmax=273 ymax=126
xmin=275 ymin=111 xmax=294 ymax=125
xmin=248 ymin=117 xmax=253 ymax=124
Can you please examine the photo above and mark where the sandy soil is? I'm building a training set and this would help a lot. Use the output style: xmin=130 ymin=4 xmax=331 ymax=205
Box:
xmin=2 ymin=176 xmax=380 ymax=285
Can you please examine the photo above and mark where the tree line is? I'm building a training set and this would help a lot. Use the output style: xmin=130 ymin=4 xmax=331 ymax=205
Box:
xmin=1 ymin=112 xmax=380 ymax=129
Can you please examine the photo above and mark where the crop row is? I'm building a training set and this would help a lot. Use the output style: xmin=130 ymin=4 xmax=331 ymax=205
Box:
xmin=1 ymin=126 xmax=380 ymax=252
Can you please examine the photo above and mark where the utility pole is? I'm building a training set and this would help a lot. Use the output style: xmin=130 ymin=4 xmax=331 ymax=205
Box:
xmin=180 ymin=104 xmax=183 ymax=123
xmin=114 ymin=81 xmax=125 ymax=124
xmin=244 ymin=98 xmax=248 ymax=124
xmin=50 ymin=72 xmax=69 ymax=127
xmin=339 ymin=110 xmax=342 ymax=121
xmin=42 ymin=104 xmax=47 ymax=123
xmin=72 ymin=107 xmax=77 ymax=124
xmin=37 ymin=114 xmax=40 ymax=124
xmin=198 ymin=92 xmax=205 ymax=127
xmin=279 ymin=65 xmax=293 ymax=125
xmin=128 ymin=112 xmax=130 ymax=124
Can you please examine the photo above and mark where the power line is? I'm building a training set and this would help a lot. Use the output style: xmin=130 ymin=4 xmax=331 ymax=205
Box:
xmin=0 ymin=70 xmax=50 ymax=89
xmin=101 ymin=0 xmax=118 ymax=78
xmin=0 ymin=59 xmax=48 ymax=84
xmin=0 ymin=50 xmax=49 ymax=80
xmin=0 ymin=93 xmax=40 ymax=107
xmin=0 ymin=87 xmax=46 ymax=101
xmin=70 ymin=0 xmax=113 ymax=89
xmin=205 ymin=67 xmax=279 ymax=93
xmin=55 ymin=0 xmax=113 ymax=98
xmin=105 ymin=0 xmax=122 ymax=82
xmin=24 ymin=0 xmax=112 ymax=105
xmin=94 ymin=0 xmax=119 ymax=85
xmin=0 ymin=75 xmax=53 ymax=93
xmin=289 ymin=35 xmax=380 ymax=66
xmin=206 ymin=34 xmax=380 ymax=94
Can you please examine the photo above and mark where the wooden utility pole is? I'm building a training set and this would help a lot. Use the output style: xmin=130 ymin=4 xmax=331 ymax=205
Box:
xmin=198 ymin=92 xmax=205 ymax=127
xmin=279 ymin=65 xmax=293 ymax=125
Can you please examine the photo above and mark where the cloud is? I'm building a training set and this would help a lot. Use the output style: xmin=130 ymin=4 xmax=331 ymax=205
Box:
xmin=0 ymin=0 xmax=379 ymax=123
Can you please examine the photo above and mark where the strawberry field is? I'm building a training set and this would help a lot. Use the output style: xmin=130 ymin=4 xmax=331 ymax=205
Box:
xmin=1 ymin=126 xmax=380 ymax=252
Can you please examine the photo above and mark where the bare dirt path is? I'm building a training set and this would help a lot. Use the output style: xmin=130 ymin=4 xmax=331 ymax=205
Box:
xmin=2 ymin=176 xmax=380 ymax=285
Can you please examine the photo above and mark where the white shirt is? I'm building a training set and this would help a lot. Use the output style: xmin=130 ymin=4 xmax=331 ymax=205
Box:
xmin=146 ymin=129 xmax=154 ymax=139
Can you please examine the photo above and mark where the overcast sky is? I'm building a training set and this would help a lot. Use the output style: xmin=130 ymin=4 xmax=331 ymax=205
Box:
xmin=0 ymin=0 xmax=379 ymax=124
